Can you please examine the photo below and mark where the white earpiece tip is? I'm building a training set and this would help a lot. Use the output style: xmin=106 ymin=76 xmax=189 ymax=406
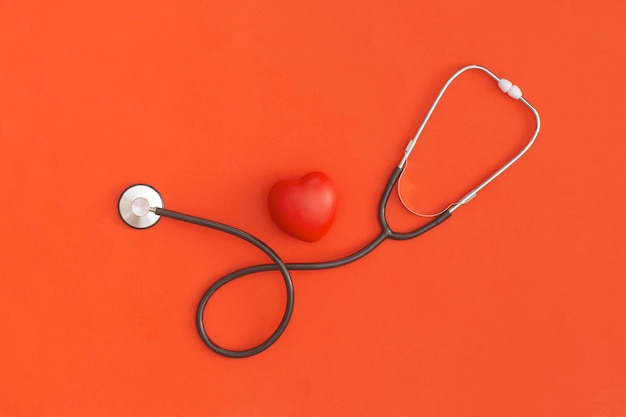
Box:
xmin=498 ymin=79 xmax=512 ymax=93
xmin=507 ymin=85 xmax=522 ymax=99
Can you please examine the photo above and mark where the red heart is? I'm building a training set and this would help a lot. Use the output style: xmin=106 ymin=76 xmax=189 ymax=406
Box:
xmin=267 ymin=172 xmax=337 ymax=242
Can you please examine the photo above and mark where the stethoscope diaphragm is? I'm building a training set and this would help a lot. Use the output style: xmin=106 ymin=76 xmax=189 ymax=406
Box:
xmin=118 ymin=184 xmax=163 ymax=229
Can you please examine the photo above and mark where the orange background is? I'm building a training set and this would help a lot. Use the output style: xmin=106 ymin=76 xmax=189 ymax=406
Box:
xmin=1 ymin=1 xmax=625 ymax=416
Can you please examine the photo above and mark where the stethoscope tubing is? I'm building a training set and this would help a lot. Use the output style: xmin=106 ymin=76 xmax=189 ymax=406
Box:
xmin=153 ymin=208 xmax=295 ymax=358
xmin=155 ymin=165 xmax=452 ymax=358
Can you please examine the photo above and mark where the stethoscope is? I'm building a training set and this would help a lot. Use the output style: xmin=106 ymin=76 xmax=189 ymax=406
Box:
xmin=118 ymin=65 xmax=541 ymax=358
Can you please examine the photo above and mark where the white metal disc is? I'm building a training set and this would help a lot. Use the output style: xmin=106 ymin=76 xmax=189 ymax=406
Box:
xmin=118 ymin=184 xmax=163 ymax=229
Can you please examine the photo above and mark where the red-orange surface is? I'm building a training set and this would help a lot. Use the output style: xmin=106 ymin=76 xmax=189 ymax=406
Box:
xmin=1 ymin=1 xmax=625 ymax=416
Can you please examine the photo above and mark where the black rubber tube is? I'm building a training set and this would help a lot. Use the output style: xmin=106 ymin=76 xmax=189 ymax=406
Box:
xmin=156 ymin=166 xmax=451 ymax=358
xmin=154 ymin=208 xmax=295 ymax=358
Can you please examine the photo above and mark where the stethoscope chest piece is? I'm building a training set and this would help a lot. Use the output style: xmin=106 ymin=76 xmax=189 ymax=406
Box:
xmin=118 ymin=184 xmax=163 ymax=229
